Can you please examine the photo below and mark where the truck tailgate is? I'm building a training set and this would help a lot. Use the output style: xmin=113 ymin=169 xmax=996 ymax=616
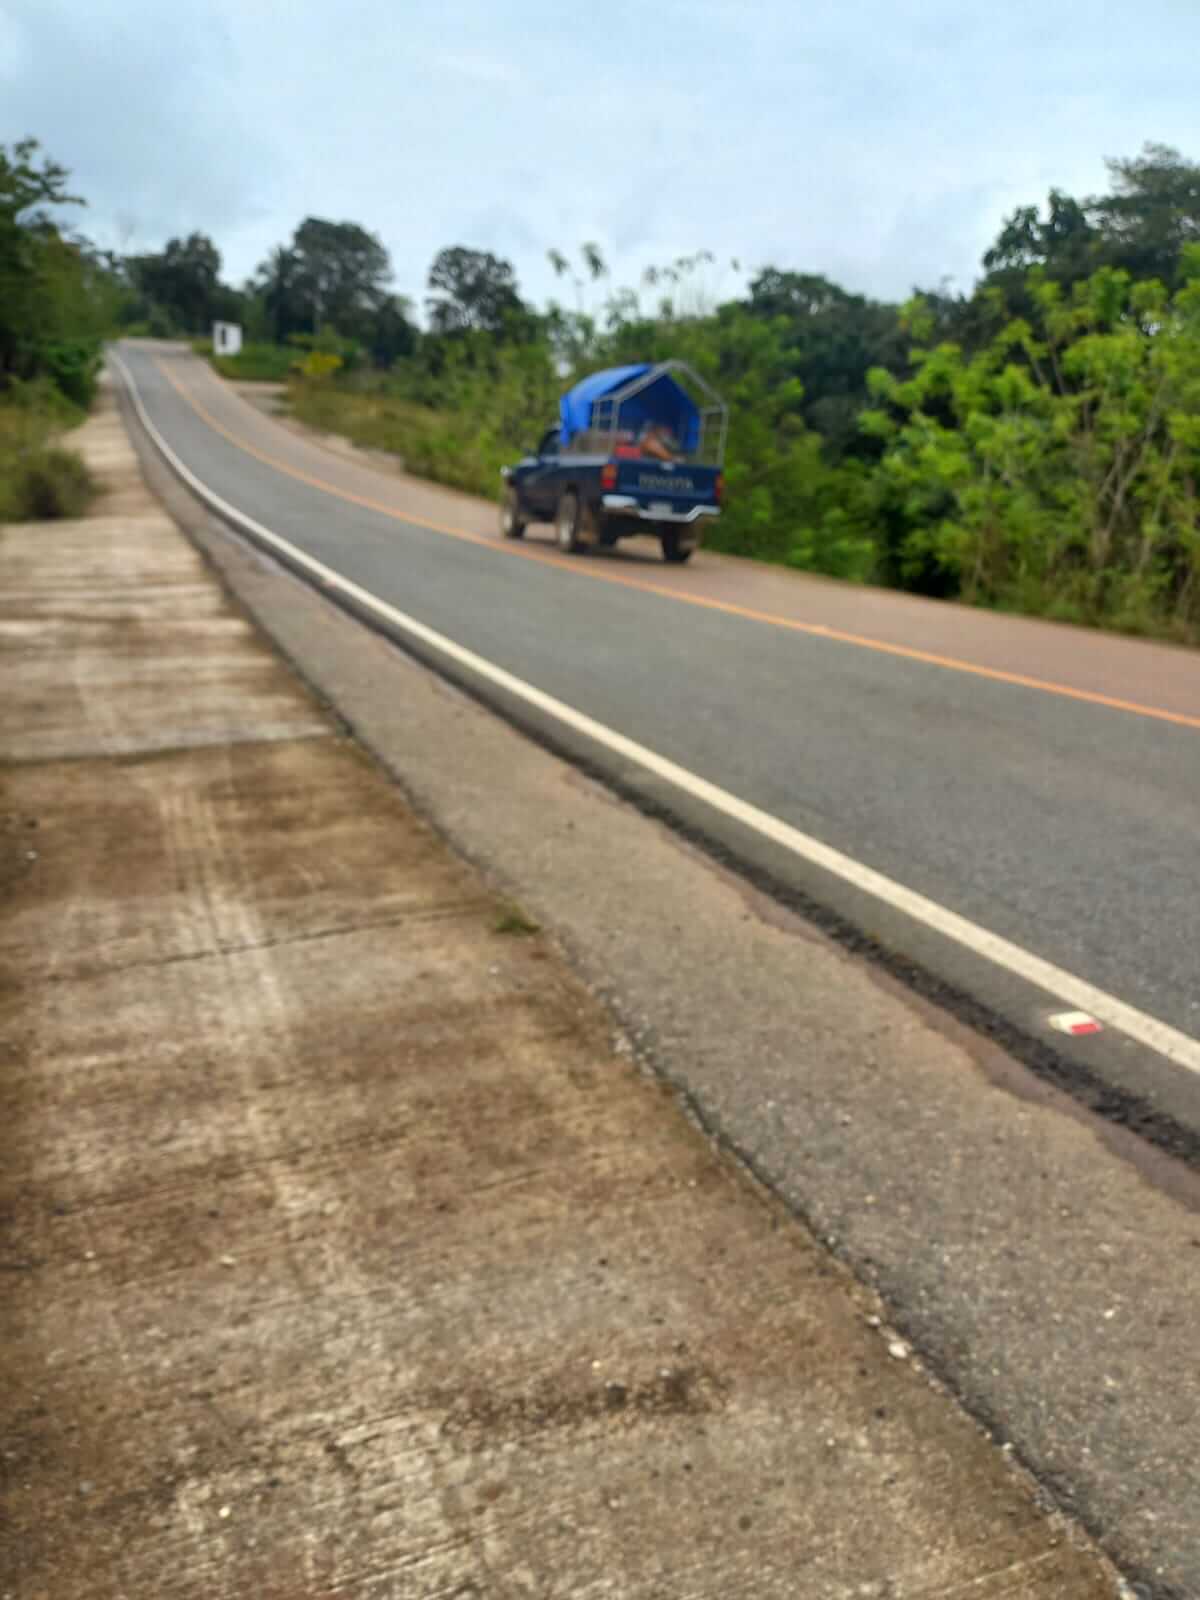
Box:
xmin=615 ymin=460 xmax=720 ymax=509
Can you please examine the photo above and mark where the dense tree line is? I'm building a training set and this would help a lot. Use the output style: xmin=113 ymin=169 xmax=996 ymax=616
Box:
xmin=4 ymin=132 xmax=1200 ymax=637
xmin=0 ymin=139 xmax=116 ymax=406
xmin=0 ymin=139 xmax=111 ymax=518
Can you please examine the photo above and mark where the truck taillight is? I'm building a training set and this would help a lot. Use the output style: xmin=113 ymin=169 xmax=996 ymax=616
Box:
xmin=600 ymin=463 xmax=618 ymax=490
xmin=715 ymin=473 xmax=725 ymax=504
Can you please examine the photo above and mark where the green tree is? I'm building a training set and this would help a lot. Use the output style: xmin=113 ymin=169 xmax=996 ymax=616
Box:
xmin=1 ymin=139 xmax=79 ymax=380
xmin=862 ymin=255 xmax=1200 ymax=634
xmin=1092 ymin=143 xmax=1200 ymax=285
xmin=982 ymin=190 xmax=1097 ymax=282
xmin=426 ymin=247 xmax=525 ymax=335
xmin=289 ymin=217 xmax=392 ymax=339
xmin=367 ymin=293 xmax=419 ymax=367
xmin=975 ymin=146 xmax=1200 ymax=329
xmin=254 ymin=245 xmax=304 ymax=342
xmin=581 ymin=241 xmax=607 ymax=283
xmin=547 ymin=243 xmax=609 ymax=318
xmin=251 ymin=220 xmax=394 ymax=349
xmin=745 ymin=269 xmax=908 ymax=456
xmin=130 ymin=232 xmax=227 ymax=334
xmin=0 ymin=137 xmax=79 ymax=237
xmin=0 ymin=138 xmax=110 ymax=403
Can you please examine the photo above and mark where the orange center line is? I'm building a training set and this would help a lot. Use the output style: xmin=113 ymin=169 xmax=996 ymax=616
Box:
xmin=155 ymin=357 xmax=1200 ymax=736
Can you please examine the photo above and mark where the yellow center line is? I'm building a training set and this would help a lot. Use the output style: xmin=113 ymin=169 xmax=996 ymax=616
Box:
xmin=156 ymin=356 xmax=1200 ymax=736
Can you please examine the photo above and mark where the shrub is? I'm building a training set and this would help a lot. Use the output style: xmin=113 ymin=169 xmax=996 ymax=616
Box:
xmin=297 ymin=350 xmax=342 ymax=381
xmin=0 ymin=383 xmax=94 ymax=523
xmin=199 ymin=341 xmax=301 ymax=382
xmin=10 ymin=447 xmax=95 ymax=519
xmin=39 ymin=339 xmax=103 ymax=408
xmin=147 ymin=307 xmax=178 ymax=339
xmin=2 ymin=374 xmax=81 ymax=426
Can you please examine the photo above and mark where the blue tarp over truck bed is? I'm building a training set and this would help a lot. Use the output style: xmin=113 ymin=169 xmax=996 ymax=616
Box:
xmin=559 ymin=364 xmax=703 ymax=454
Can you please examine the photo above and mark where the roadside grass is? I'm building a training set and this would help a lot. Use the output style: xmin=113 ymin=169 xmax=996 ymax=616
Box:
xmin=493 ymin=903 xmax=541 ymax=937
xmin=193 ymin=339 xmax=300 ymax=383
xmin=0 ymin=380 xmax=95 ymax=523
xmin=289 ymin=380 xmax=510 ymax=496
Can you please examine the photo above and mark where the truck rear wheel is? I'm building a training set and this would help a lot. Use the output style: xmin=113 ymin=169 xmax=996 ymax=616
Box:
xmin=556 ymin=491 xmax=583 ymax=554
xmin=660 ymin=527 xmax=694 ymax=564
xmin=500 ymin=487 xmax=526 ymax=539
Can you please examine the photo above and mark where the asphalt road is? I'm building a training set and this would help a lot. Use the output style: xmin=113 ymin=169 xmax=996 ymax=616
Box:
xmin=117 ymin=343 xmax=1200 ymax=1126
xmin=115 ymin=349 xmax=1200 ymax=1595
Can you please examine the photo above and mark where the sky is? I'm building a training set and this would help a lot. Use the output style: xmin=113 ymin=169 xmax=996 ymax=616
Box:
xmin=4 ymin=0 xmax=1199 ymax=318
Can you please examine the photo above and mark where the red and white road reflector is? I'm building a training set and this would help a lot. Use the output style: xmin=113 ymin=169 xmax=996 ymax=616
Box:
xmin=1049 ymin=1010 xmax=1103 ymax=1037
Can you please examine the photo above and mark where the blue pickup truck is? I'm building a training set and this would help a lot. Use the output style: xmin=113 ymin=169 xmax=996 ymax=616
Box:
xmin=499 ymin=361 xmax=728 ymax=564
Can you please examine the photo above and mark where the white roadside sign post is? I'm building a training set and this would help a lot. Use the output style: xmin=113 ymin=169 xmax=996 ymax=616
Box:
xmin=212 ymin=321 xmax=243 ymax=357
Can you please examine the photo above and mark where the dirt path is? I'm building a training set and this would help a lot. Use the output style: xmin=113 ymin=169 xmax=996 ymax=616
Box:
xmin=0 ymin=383 xmax=1122 ymax=1596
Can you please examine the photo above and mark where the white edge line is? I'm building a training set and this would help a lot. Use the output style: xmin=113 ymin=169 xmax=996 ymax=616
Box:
xmin=111 ymin=349 xmax=1200 ymax=1079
